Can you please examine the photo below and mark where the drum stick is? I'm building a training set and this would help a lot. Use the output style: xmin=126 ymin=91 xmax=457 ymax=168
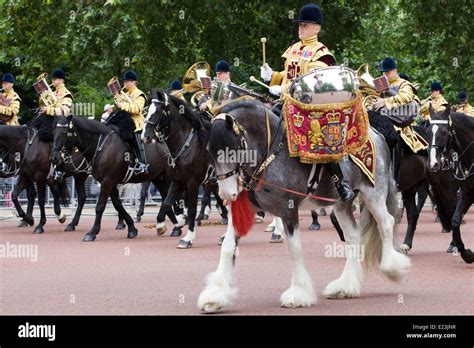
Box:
xmin=261 ymin=37 xmax=267 ymax=66
xmin=250 ymin=76 xmax=270 ymax=90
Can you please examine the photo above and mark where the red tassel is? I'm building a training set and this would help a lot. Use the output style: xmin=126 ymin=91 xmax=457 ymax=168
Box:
xmin=231 ymin=190 xmax=255 ymax=237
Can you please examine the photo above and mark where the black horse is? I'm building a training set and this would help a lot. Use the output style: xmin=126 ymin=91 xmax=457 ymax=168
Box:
xmin=367 ymin=111 xmax=457 ymax=253
xmin=428 ymin=106 xmax=473 ymax=264
xmin=0 ymin=124 xmax=68 ymax=233
xmin=51 ymin=111 xmax=180 ymax=241
xmin=142 ymin=90 xmax=211 ymax=249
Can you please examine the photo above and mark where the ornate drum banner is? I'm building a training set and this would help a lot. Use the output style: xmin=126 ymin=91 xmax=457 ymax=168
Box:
xmin=283 ymin=91 xmax=369 ymax=163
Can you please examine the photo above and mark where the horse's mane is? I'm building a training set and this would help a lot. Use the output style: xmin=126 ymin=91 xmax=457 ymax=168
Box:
xmin=0 ymin=125 xmax=26 ymax=139
xmin=167 ymin=93 xmax=208 ymax=145
xmin=451 ymin=111 xmax=474 ymax=129
xmin=72 ymin=114 xmax=115 ymax=134
xmin=219 ymin=98 xmax=265 ymax=115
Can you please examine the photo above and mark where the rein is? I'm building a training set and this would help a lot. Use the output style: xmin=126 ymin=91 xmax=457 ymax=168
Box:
xmin=431 ymin=118 xmax=474 ymax=180
xmin=0 ymin=127 xmax=36 ymax=177
xmin=214 ymin=108 xmax=335 ymax=203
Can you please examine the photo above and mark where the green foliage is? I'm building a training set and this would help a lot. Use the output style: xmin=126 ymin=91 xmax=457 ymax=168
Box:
xmin=0 ymin=0 xmax=472 ymax=122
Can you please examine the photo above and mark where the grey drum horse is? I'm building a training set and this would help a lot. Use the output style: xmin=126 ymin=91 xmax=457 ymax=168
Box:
xmin=197 ymin=99 xmax=411 ymax=312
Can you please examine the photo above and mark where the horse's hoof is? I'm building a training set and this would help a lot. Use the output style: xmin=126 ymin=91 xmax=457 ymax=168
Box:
xmin=157 ymin=225 xmax=167 ymax=236
xmin=24 ymin=217 xmax=35 ymax=226
xmin=57 ymin=214 xmax=67 ymax=224
xmin=196 ymin=220 xmax=202 ymax=226
xmin=400 ymin=244 xmax=411 ymax=254
xmin=64 ymin=224 xmax=76 ymax=232
xmin=460 ymin=249 xmax=474 ymax=264
xmin=170 ymin=227 xmax=183 ymax=237
xmin=255 ymin=216 xmax=264 ymax=224
xmin=220 ymin=218 xmax=228 ymax=225
xmin=33 ymin=227 xmax=44 ymax=234
xmin=134 ymin=216 xmax=142 ymax=223
xmin=177 ymin=240 xmax=192 ymax=249
xmin=218 ymin=235 xmax=225 ymax=245
xmin=83 ymin=234 xmax=96 ymax=242
xmin=264 ymin=225 xmax=275 ymax=232
xmin=17 ymin=220 xmax=30 ymax=228
xmin=115 ymin=223 xmax=126 ymax=230
xmin=270 ymin=233 xmax=283 ymax=243
xmin=318 ymin=208 xmax=327 ymax=216
xmin=446 ymin=244 xmax=458 ymax=253
xmin=441 ymin=228 xmax=450 ymax=233
xmin=435 ymin=216 xmax=440 ymax=223
xmin=127 ymin=229 xmax=138 ymax=239
xmin=308 ymin=223 xmax=321 ymax=231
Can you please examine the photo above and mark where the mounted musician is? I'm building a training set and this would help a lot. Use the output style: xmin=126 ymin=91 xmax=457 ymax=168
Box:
xmin=0 ymin=73 xmax=21 ymax=126
xmin=259 ymin=3 xmax=357 ymax=201
xmin=108 ymin=70 xmax=148 ymax=174
xmin=453 ymin=91 xmax=474 ymax=116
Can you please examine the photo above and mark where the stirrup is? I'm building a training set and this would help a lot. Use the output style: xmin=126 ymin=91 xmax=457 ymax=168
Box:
xmin=336 ymin=179 xmax=355 ymax=202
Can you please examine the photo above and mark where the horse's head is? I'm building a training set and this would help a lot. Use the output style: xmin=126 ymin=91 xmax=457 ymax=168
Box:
xmin=209 ymin=113 xmax=249 ymax=201
xmin=142 ymin=89 xmax=173 ymax=144
xmin=51 ymin=115 xmax=77 ymax=165
xmin=428 ymin=103 xmax=451 ymax=172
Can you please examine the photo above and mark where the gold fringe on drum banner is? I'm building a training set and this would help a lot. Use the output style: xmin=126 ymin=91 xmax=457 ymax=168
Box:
xmin=283 ymin=91 xmax=370 ymax=163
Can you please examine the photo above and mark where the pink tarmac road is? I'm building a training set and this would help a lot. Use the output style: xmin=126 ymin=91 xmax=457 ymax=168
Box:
xmin=0 ymin=208 xmax=472 ymax=315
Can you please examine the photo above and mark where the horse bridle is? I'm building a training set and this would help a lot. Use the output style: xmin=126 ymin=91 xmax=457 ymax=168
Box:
xmin=429 ymin=118 xmax=455 ymax=171
xmin=213 ymin=111 xmax=284 ymax=191
xmin=146 ymin=92 xmax=195 ymax=168
xmin=213 ymin=114 xmax=249 ymax=182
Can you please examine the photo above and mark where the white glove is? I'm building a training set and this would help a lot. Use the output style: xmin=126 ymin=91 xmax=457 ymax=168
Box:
xmin=260 ymin=63 xmax=273 ymax=82
xmin=269 ymin=85 xmax=282 ymax=96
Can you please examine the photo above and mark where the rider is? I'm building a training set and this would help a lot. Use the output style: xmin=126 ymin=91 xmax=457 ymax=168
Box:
xmin=453 ymin=91 xmax=474 ymax=116
xmin=39 ymin=69 xmax=73 ymax=117
xmin=260 ymin=3 xmax=354 ymax=202
xmin=420 ymin=81 xmax=448 ymax=122
xmin=199 ymin=60 xmax=232 ymax=115
xmin=115 ymin=70 xmax=148 ymax=174
xmin=0 ymin=73 xmax=21 ymax=126
xmin=168 ymin=80 xmax=186 ymax=101
xmin=373 ymin=58 xmax=422 ymax=184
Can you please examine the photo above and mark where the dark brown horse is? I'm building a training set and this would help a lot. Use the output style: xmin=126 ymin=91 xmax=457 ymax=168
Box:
xmin=142 ymin=90 xmax=211 ymax=249
xmin=0 ymin=125 xmax=67 ymax=233
xmin=428 ymin=106 xmax=473 ymax=264
xmin=51 ymin=111 xmax=180 ymax=241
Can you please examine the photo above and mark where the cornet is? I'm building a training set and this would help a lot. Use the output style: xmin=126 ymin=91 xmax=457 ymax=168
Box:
xmin=33 ymin=73 xmax=57 ymax=107
xmin=107 ymin=76 xmax=132 ymax=104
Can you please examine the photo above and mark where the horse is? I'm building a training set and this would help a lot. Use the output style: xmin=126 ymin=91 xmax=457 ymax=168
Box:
xmin=0 ymin=124 xmax=69 ymax=233
xmin=142 ymin=90 xmax=212 ymax=249
xmin=197 ymin=98 xmax=411 ymax=312
xmin=367 ymin=111 xmax=457 ymax=253
xmin=51 ymin=111 xmax=183 ymax=242
xmin=428 ymin=106 xmax=474 ymax=263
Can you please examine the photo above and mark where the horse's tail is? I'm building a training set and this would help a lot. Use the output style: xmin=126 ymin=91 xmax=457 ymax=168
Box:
xmin=57 ymin=179 xmax=70 ymax=207
xmin=360 ymin=172 xmax=400 ymax=271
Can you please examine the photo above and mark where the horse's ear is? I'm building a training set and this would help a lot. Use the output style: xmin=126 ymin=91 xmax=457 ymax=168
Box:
xmin=444 ymin=103 xmax=450 ymax=118
xmin=224 ymin=114 xmax=234 ymax=130
xmin=428 ymin=103 xmax=434 ymax=118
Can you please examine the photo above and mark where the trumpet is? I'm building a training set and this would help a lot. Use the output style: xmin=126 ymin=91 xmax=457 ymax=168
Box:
xmin=33 ymin=72 xmax=57 ymax=107
xmin=107 ymin=76 xmax=132 ymax=104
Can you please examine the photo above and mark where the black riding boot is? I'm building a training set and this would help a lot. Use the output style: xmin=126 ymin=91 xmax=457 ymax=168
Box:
xmin=326 ymin=162 xmax=354 ymax=202
xmin=393 ymin=140 xmax=403 ymax=187
xmin=131 ymin=132 xmax=148 ymax=174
